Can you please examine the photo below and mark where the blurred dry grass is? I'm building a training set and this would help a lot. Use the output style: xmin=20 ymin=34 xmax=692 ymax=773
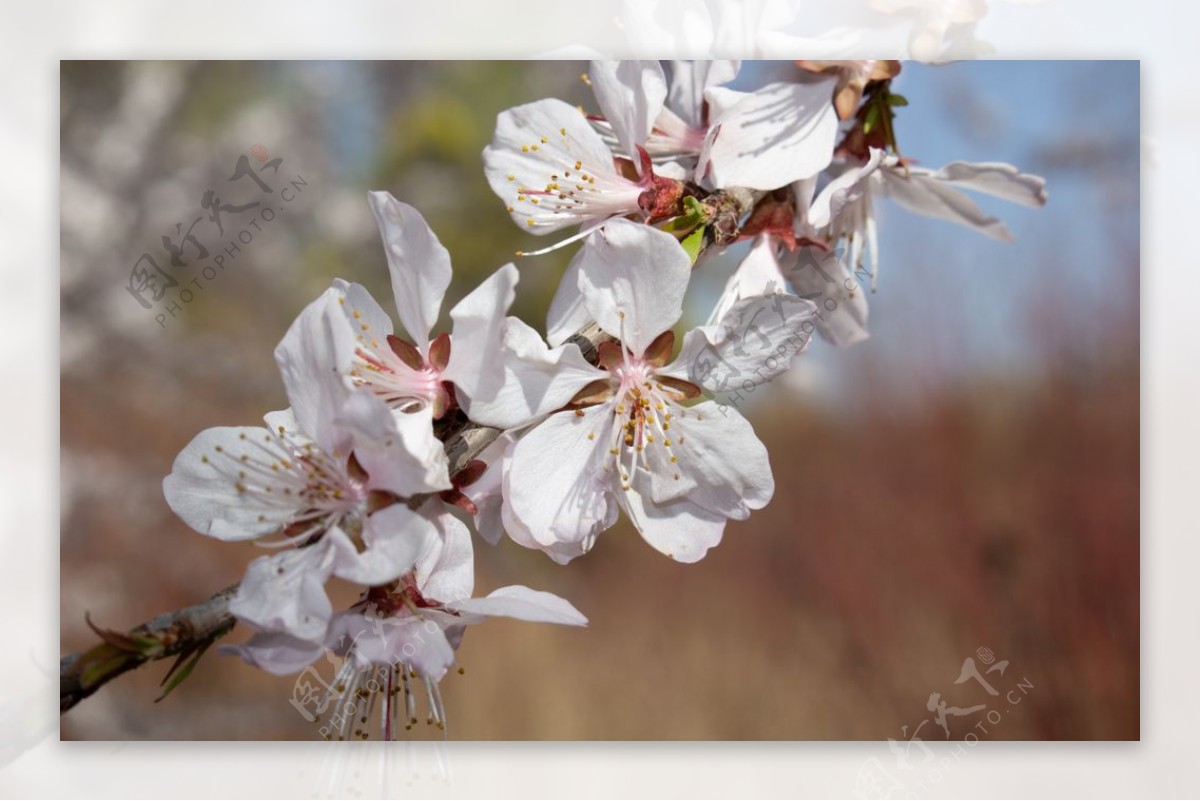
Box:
xmin=59 ymin=61 xmax=1139 ymax=740
xmin=60 ymin=351 xmax=1137 ymax=740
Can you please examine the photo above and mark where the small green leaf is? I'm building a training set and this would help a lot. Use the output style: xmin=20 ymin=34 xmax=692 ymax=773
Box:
xmin=863 ymin=103 xmax=880 ymax=134
xmin=155 ymin=635 xmax=222 ymax=703
xmin=888 ymin=93 xmax=909 ymax=107
xmin=681 ymin=226 xmax=706 ymax=264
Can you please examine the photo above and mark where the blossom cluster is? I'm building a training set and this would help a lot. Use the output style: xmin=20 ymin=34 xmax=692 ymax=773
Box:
xmin=162 ymin=60 xmax=1046 ymax=739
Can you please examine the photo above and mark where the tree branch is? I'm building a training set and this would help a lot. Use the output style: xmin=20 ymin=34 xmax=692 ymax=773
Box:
xmin=60 ymin=321 xmax=615 ymax=714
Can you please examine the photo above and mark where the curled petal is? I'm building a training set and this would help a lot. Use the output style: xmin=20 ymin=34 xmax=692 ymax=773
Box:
xmin=449 ymin=585 xmax=588 ymax=627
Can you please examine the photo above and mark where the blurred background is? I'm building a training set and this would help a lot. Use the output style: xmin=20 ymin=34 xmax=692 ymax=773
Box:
xmin=59 ymin=60 xmax=1138 ymax=740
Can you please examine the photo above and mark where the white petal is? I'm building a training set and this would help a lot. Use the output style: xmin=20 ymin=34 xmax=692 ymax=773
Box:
xmin=219 ymin=631 xmax=325 ymax=676
xmin=334 ymin=611 xmax=456 ymax=682
xmin=707 ymin=234 xmax=789 ymax=326
xmin=665 ymin=296 xmax=818 ymax=395
xmin=589 ymin=60 xmax=667 ymax=169
xmin=620 ymin=481 xmax=726 ymax=564
xmin=443 ymin=262 xmax=518 ymax=403
xmin=334 ymin=389 xmax=451 ymax=495
xmin=273 ymin=287 xmax=357 ymax=455
xmin=331 ymin=503 xmax=439 ymax=587
xmin=330 ymin=278 xmax=395 ymax=345
xmin=462 ymin=434 xmax=512 ymax=546
xmin=667 ymin=59 xmax=740 ymax=129
xmin=367 ymin=191 xmax=452 ymax=346
xmin=932 ymin=161 xmax=1048 ymax=207
xmin=505 ymin=404 xmax=619 ymax=552
xmin=880 ymin=164 xmax=1015 ymax=241
xmin=806 ymin=148 xmax=885 ymax=230
xmin=782 ymin=246 xmax=870 ymax=347
xmin=162 ymin=425 xmax=303 ymax=541
xmin=449 ymin=585 xmax=588 ymax=626
xmin=461 ymin=317 xmax=605 ymax=431
xmin=643 ymin=400 xmax=774 ymax=518
xmin=576 ymin=219 xmax=692 ymax=356
xmin=230 ymin=540 xmax=338 ymax=641
xmin=415 ymin=503 xmax=476 ymax=603
xmin=501 ymin=494 xmax=591 ymax=565
xmin=483 ymin=98 xmax=642 ymax=235
xmin=698 ymin=80 xmax=839 ymax=190
xmin=547 ymin=250 xmax=593 ymax=347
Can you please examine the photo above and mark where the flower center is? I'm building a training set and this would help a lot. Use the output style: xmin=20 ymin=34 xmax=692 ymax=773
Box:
xmin=597 ymin=355 xmax=691 ymax=491
xmin=206 ymin=425 xmax=366 ymax=542
xmin=349 ymin=343 xmax=443 ymax=412
xmin=509 ymin=126 xmax=643 ymax=229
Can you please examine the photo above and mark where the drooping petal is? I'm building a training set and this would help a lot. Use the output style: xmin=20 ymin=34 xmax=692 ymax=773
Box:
xmin=460 ymin=317 xmax=605 ymax=430
xmin=782 ymin=246 xmax=870 ymax=347
xmin=449 ymin=585 xmax=588 ymax=626
xmin=331 ymin=503 xmax=439 ymax=587
xmin=879 ymin=164 xmax=1016 ymax=241
xmin=697 ymin=80 xmax=840 ymax=190
xmin=333 ymin=610 xmax=457 ymax=682
xmin=931 ymin=161 xmax=1048 ymax=207
xmin=804 ymin=148 xmax=885 ymax=231
xmin=505 ymin=404 xmax=619 ymax=553
xmin=589 ymin=60 xmax=667 ymax=170
xmin=367 ymin=191 xmax=453 ymax=346
xmin=229 ymin=539 xmax=339 ymax=641
xmin=576 ymin=219 xmax=692 ymax=356
xmin=163 ymin=425 xmax=307 ymax=541
xmin=219 ymin=630 xmax=326 ymax=676
xmin=443 ymin=262 xmax=518 ymax=404
xmin=334 ymin=389 xmax=451 ymax=495
xmin=667 ymin=59 xmax=740 ymax=129
xmin=483 ymin=98 xmax=643 ymax=235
